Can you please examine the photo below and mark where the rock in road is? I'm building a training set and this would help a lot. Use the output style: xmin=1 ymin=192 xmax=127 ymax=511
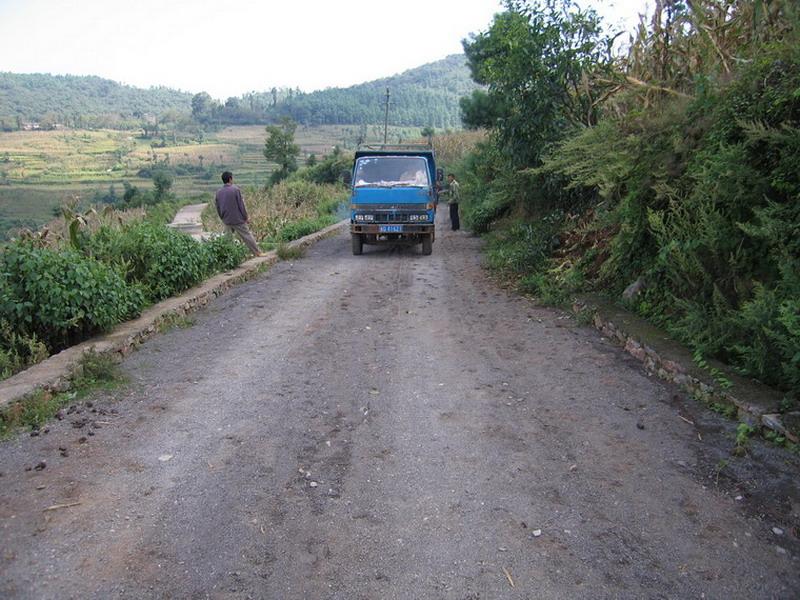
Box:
xmin=1 ymin=224 xmax=798 ymax=599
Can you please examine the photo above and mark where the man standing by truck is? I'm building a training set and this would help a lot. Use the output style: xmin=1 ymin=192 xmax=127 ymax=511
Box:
xmin=215 ymin=171 xmax=263 ymax=256
xmin=444 ymin=173 xmax=461 ymax=231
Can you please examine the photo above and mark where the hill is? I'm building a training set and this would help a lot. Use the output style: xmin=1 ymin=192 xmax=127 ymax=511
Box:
xmin=1 ymin=55 xmax=479 ymax=131
xmin=256 ymin=54 xmax=480 ymax=129
xmin=0 ymin=73 xmax=192 ymax=129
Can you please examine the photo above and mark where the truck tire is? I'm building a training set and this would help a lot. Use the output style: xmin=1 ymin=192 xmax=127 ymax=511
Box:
xmin=421 ymin=234 xmax=432 ymax=255
xmin=352 ymin=233 xmax=363 ymax=255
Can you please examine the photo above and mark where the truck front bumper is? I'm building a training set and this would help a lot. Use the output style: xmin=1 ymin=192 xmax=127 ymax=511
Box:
xmin=351 ymin=223 xmax=434 ymax=234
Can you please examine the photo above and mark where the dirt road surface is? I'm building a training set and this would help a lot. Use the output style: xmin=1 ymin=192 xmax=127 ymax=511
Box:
xmin=1 ymin=217 xmax=798 ymax=599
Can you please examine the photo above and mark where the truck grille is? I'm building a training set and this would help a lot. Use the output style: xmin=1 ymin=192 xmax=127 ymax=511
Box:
xmin=374 ymin=212 xmax=416 ymax=223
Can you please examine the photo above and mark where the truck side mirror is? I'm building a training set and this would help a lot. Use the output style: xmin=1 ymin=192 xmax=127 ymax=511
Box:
xmin=436 ymin=168 xmax=444 ymax=182
xmin=342 ymin=170 xmax=352 ymax=186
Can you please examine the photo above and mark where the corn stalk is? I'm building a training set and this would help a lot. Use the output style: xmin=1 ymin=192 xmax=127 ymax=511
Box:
xmin=610 ymin=0 xmax=798 ymax=111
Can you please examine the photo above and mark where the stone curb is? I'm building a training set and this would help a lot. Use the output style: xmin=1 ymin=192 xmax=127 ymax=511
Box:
xmin=572 ymin=295 xmax=797 ymax=443
xmin=0 ymin=219 xmax=348 ymax=410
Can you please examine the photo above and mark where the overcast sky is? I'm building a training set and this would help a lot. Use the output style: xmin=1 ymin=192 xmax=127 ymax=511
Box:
xmin=0 ymin=0 xmax=648 ymax=100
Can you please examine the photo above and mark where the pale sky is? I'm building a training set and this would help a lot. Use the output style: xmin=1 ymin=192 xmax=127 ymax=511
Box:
xmin=0 ymin=0 xmax=647 ymax=100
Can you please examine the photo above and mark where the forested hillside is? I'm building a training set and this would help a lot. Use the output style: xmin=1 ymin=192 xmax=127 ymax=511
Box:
xmin=0 ymin=73 xmax=192 ymax=130
xmin=255 ymin=54 xmax=478 ymax=128
xmin=1 ymin=55 xmax=478 ymax=131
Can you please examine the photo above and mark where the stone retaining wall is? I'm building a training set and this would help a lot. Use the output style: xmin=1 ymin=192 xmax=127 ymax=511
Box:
xmin=573 ymin=296 xmax=798 ymax=443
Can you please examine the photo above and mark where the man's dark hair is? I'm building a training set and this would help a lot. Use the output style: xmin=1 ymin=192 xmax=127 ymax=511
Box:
xmin=221 ymin=171 xmax=233 ymax=184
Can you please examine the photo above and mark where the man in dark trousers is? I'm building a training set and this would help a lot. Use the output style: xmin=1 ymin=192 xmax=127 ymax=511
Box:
xmin=444 ymin=173 xmax=461 ymax=231
xmin=214 ymin=171 xmax=263 ymax=256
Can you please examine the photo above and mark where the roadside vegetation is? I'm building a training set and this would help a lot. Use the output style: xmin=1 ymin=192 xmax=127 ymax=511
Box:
xmin=453 ymin=0 xmax=799 ymax=405
xmin=0 ymin=351 xmax=124 ymax=438
xmin=0 ymin=201 xmax=248 ymax=382
xmin=202 ymin=137 xmax=350 ymax=247
xmin=1 ymin=122 xmax=349 ymax=383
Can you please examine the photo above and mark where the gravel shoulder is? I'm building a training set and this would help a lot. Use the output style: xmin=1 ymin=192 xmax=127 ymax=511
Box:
xmin=1 ymin=211 xmax=798 ymax=599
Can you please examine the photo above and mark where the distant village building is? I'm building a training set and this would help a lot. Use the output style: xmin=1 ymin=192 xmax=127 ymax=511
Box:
xmin=21 ymin=121 xmax=63 ymax=131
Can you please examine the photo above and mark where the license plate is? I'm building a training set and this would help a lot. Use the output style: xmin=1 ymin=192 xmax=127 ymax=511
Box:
xmin=379 ymin=225 xmax=403 ymax=233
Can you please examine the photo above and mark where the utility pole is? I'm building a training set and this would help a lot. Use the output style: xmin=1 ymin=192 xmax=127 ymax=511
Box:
xmin=383 ymin=87 xmax=390 ymax=144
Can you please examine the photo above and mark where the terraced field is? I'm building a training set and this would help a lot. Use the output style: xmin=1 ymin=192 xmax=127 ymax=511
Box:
xmin=0 ymin=124 xmax=371 ymax=238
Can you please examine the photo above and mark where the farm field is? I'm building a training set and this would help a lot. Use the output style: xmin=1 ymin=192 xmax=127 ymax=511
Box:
xmin=0 ymin=124 xmax=427 ymax=239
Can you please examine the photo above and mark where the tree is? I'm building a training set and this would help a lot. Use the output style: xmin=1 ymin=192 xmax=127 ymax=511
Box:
xmin=459 ymin=90 xmax=506 ymax=130
xmin=463 ymin=0 xmax=614 ymax=166
xmin=152 ymin=170 xmax=173 ymax=202
xmin=264 ymin=117 xmax=300 ymax=184
xmin=421 ymin=126 xmax=435 ymax=144
xmin=191 ymin=92 xmax=213 ymax=122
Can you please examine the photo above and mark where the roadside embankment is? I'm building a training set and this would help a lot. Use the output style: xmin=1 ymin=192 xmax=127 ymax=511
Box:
xmin=574 ymin=295 xmax=798 ymax=444
xmin=0 ymin=219 xmax=347 ymax=411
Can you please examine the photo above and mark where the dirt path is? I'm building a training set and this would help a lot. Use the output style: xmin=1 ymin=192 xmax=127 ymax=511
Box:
xmin=1 ymin=213 xmax=798 ymax=599
xmin=168 ymin=202 xmax=208 ymax=240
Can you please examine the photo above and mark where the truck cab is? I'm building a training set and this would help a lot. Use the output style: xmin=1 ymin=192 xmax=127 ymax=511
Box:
xmin=349 ymin=144 xmax=440 ymax=255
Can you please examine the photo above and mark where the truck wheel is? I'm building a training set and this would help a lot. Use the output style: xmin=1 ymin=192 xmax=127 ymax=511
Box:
xmin=421 ymin=234 xmax=432 ymax=255
xmin=352 ymin=233 xmax=363 ymax=255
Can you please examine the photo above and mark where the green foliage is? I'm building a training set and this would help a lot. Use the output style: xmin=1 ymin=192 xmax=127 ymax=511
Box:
xmin=0 ymin=351 xmax=124 ymax=438
xmin=264 ymin=117 xmax=300 ymax=184
xmin=0 ymin=242 xmax=144 ymax=350
xmin=735 ymin=422 xmax=756 ymax=451
xmin=1 ymin=55 xmax=479 ymax=133
xmin=157 ymin=313 xmax=196 ymax=333
xmin=83 ymin=221 xmax=244 ymax=303
xmin=0 ymin=389 xmax=71 ymax=438
xmin=151 ymin=169 xmax=174 ymax=202
xmin=292 ymin=146 xmax=352 ymax=185
xmin=460 ymin=90 xmax=507 ymax=130
xmin=458 ymin=2 xmax=800 ymax=397
xmin=252 ymin=55 xmax=478 ymax=129
xmin=72 ymin=351 xmax=123 ymax=389
xmin=463 ymin=0 xmax=614 ymax=167
xmin=0 ymin=216 xmax=247 ymax=382
xmin=276 ymin=243 xmax=305 ymax=261
xmin=278 ymin=215 xmax=337 ymax=242
xmin=203 ymin=233 xmax=249 ymax=271
xmin=0 ymin=320 xmax=49 ymax=380
xmin=0 ymin=72 xmax=191 ymax=128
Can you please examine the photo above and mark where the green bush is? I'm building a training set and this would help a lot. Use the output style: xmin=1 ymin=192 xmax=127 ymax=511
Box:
xmin=0 ymin=214 xmax=247 ymax=382
xmin=278 ymin=214 xmax=337 ymax=242
xmin=486 ymin=212 xmax=564 ymax=273
xmin=0 ymin=320 xmax=49 ymax=380
xmin=292 ymin=148 xmax=352 ymax=185
xmin=517 ymin=46 xmax=800 ymax=394
xmin=203 ymin=233 xmax=249 ymax=271
xmin=0 ymin=243 xmax=144 ymax=350
xmin=84 ymin=221 xmax=247 ymax=302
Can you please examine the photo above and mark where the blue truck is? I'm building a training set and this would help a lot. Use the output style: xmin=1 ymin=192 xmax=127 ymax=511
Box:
xmin=349 ymin=144 xmax=441 ymax=255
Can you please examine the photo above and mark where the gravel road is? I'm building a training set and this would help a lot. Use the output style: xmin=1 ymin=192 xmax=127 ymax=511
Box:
xmin=1 ymin=215 xmax=798 ymax=599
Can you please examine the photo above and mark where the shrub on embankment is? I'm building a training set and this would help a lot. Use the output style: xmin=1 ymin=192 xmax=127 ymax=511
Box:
xmin=0 ymin=208 xmax=247 ymax=381
xmin=458 ymin=1 xmax=800 ymax=399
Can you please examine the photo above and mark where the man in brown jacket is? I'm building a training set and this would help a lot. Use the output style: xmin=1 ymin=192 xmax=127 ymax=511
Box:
xmin=214 ymin=171 xmax=263 ymax=256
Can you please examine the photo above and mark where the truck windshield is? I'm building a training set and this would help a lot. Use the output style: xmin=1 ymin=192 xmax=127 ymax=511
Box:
xmin=354 ymin=156 xmax=430 ymax=188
